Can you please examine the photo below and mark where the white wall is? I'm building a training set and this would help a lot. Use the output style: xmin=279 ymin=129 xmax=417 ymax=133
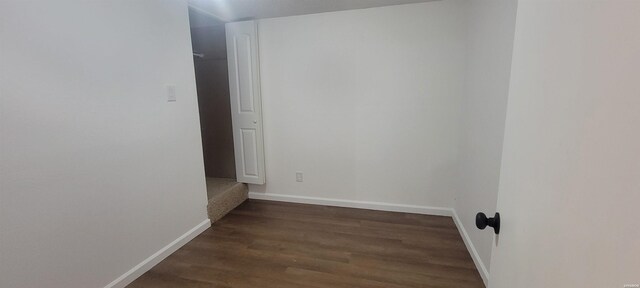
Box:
xmin=0 ymin=1 xmax=209 ymax=287
xmin=252 ymin=1 xmax=467 ymax=209
xmin=454 ymin=0 xmax=517 ymax=281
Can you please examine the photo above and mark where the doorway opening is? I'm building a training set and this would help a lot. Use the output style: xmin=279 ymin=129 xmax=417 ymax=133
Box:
xmin=188 ymin=7 xmax=248 ymax=222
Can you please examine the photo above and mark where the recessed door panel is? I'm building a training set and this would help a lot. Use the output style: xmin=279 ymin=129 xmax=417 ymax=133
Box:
xmin=240 ymin=128 xmax=259 ymax=177
xmin=233 ymin=34 xmax=255 ymax=113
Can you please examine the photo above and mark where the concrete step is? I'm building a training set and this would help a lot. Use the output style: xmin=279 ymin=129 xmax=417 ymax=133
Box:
xmin=205 ymin=177 xmax=248 ymax=222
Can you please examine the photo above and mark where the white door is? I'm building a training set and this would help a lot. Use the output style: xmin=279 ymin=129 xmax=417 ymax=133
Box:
xmin=489 ymin=1 xmax=640 ymax=287
xmin=226 ymin=20 xmax=265 ymax=184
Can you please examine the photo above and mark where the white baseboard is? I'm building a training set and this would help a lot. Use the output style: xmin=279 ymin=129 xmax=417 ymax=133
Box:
xmin=248 ymin=192 xmax=453 ymax=216
xmin=451 ymin=209 xmax=489 ymax=285
xmin=104 ymin=219 xmax=211 ymax=288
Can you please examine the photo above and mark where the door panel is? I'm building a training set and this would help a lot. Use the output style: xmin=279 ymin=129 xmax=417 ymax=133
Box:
xmin=489 ymin=1 xmax=640 ymax=287
xmin=226 ymin=20 xmax=265 ymax=184
xmin=234 ymin=34 xmax=255 ymax=113
xmin=240 ymin=128 xmax=259 ymax=177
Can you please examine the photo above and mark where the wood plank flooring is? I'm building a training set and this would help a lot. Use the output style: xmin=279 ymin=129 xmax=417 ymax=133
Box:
xmin=128 ymin=200 xmax=484 ymax=288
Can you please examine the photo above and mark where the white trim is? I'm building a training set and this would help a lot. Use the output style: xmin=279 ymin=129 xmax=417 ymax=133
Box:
xmin=104 ymin=219 xmax=211 ymax=288
xmin=451 ymin=209 xmax=489 ymax=285
xmin=248 ymin=192 xmax=453 ymax=216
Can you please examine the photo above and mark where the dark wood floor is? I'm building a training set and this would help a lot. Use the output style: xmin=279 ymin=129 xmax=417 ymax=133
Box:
xmin=128 ymin=200 xmax=484 ymax=288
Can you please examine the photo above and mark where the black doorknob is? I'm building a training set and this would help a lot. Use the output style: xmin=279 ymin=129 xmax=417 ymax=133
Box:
xmin=476 ymin=212 xmax=500 ymax=234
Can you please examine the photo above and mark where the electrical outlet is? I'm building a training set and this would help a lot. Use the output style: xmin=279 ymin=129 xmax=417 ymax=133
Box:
xmin=296 ymin=172 xmax=303 ymax=182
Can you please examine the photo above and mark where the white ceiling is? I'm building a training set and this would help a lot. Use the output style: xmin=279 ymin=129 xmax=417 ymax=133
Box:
xmin=188 ymin=0 xmax=439 ymax=24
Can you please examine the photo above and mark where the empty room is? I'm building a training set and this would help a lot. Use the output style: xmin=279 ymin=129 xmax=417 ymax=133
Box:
xmin=1 ymin=0 xmax=638 ymax=288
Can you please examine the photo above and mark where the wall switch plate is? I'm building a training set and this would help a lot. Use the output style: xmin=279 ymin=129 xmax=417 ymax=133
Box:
xmin=296 ymin=172 xmax=303 ymax=182
xmin=166 ymin=85 xmax=176 ymax=102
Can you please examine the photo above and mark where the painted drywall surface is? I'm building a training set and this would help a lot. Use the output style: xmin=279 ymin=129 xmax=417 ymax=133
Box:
xmin=252 ymin=1 xmax=467 ymax=208
xmin=489 ymin=1 xmax=640 ymax=287
xmin=454 ymin=0 xmax=517 ymax=275
xmin=191 ymin=25 xmax=236 ymax=179
xmin=0 ymin=1 xmax=208 ymax=287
